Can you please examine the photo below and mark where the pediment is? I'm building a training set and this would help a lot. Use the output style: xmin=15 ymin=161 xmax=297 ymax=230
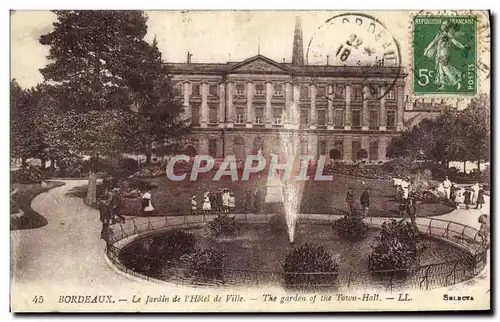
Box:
xmin=229 ymin=55 xmax=289 ymax=73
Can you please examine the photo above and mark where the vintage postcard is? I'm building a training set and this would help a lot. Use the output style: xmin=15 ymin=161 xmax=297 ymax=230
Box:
xmin=10 ymin=10 xmax=491 ymax=312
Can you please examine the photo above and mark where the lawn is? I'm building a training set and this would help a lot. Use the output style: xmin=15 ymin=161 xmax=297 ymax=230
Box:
xmin=10 ymin=181 xmax=65 ymax=230
xmin=141 ymin=171 xmax=454 ymax=218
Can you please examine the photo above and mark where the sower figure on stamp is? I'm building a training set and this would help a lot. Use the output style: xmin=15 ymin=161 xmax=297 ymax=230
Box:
xmin=424 ymin=21 xmax=468 ymax=90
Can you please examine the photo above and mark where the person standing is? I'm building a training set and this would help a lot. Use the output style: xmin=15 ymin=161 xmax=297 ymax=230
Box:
xmin=99 ymin=195 xmax=111 ymax=240
xmin=222 ymin=189 xmax=230 ymax=214
xmin=443 ymin=176 xmax=452 ymax=200
xmin=228 ymin=192 xmax=236 ymax=213
xmin=244 ymin=190 xmax=254 ymax=213
xmin=190 ymin=196 xmax=197 ymax=216
xmin=202 ymin=192 xmax=211 ymax=219
xmin=478 ymin=214 xmax=490 ymax=250
xmin=464 ymin=188 xmax=472 ymax=210
xmin=254 ymin=189 xmax=262 ymax=214
xmin=110 ymin=188 xmax=125 ymax=223
xmin=346 ymin=187 xmax=355 ymax=215
xmin=475 ymin=187 xmax=485 ymax=210
xmin=141 ymin=189 xmax=154 ymax=215
xmin=360 ymin=187 xmax=370 ymax=217
xmin=450 ymin=182 xmax=457 ymax=203
xmin=455 ymin=187 xmax=464 ymax=209
xmin=471 ymin=182 xmax=480 ymax=205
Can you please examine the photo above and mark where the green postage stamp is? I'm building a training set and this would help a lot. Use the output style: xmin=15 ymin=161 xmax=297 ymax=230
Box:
xmin=413 ymin=16 xmax=477 ymax=95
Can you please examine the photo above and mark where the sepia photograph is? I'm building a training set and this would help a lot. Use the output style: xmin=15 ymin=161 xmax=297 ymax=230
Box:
xmin=9 ymin=9 xmax=491 ymax=313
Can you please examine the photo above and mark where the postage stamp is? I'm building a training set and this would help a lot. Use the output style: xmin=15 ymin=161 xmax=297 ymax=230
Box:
xmin=413 ymin=15 xmax=477 ymax=95
xmin=10 ymin=10 xmax=491 ymax=313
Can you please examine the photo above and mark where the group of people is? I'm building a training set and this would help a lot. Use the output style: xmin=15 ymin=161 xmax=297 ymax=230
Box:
xmin=443 ymin=178 xmax=486 ymax=210
xmin=99 ymin=187 xmax=155 ymax=241
xmin=191 ymin=188 xmax=236 ymax=217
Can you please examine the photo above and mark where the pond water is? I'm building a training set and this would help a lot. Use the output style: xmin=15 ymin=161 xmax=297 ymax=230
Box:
xmin=119 ymin=222 xmax=470 ymax=288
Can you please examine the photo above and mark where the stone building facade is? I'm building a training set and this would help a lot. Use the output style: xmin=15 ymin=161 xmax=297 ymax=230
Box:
xmin=167 ymin=18 xmax=408 ymax=163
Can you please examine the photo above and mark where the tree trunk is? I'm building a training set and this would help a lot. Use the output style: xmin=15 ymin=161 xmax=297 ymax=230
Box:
xmin=21 ymin=158 xmax=26 ymax=167
xmin=86 ymin=171 xmax=97 ymax=206
xmin=146 ymin=152 xmax=152 ymax=164
xmin=478 ymin=159 xmax=481 ymax=179
xmin=40 ymin=157 xmax=46 ymax=170
xmin=463 ymin=160 xmax=467 ymax=173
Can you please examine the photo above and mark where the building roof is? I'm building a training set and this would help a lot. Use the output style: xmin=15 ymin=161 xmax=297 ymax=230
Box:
xmin=166 ymin=54 xmax=407 ymax=78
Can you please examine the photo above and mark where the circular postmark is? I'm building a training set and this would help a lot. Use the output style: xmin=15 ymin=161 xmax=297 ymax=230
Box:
xmin=306 ymin=13 xmax=403 ymax=100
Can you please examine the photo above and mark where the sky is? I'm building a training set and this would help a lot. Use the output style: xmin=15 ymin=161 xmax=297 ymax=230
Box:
xmin=10 ymin=10 xmax=412 ymax=89
xmin=10 ymin=10 xmax=488 ymax=108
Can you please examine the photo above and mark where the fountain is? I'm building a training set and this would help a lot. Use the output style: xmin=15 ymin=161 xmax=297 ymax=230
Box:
xmin=264 ymin=133 xmax=305 ymax=244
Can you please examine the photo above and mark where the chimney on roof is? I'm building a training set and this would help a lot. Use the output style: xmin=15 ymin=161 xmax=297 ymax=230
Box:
xmin=187 ymin=51 xmax=192 ymax=64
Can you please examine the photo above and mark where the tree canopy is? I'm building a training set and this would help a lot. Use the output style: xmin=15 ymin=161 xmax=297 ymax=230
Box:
xmin=386 ymin=94 xmax=490 ymax=170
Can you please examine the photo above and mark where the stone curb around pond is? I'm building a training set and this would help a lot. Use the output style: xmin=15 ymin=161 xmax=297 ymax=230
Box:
xmin=105 ymin=214 xmax=487 ymax=291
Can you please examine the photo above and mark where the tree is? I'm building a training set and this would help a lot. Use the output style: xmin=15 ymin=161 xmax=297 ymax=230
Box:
xmin=458 ymin=94 xmax=490 ymax=174
xmin=10 ymin=80 xmax=46 ymax=166
xmin=38 ymin=10 xmax=188 ymax=203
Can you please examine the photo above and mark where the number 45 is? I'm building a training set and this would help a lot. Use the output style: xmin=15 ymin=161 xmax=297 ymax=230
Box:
xmin=417 ymin=69 xmax=435 ymax=86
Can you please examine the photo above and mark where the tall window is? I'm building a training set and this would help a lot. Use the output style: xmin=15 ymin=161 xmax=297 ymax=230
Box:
xmin=387 ymin=90 xmax=395 ymax=99
xmin=300 ymin=109 xmax=309 ymax=126
xmin=273 ymin=108 xmax=283 ymax=125
xmin=209 ymin=84 xmax=218 ymax=96
xmin=209 ymin=104 xmax=218 ymax=124
xmin=335 ymin=84 xmax=345 ymax=99
xmin=235 ymin=106 xmax=245 ymax=124
xmin=369 ymin=137 xmax=379 ymax=161
xmin=334 ymin=109 xmax=344 ymax=127
xmin=317 ymin=109 xmax=326 ymax=126
xmin=208 ymin=139 xmax=217 ymax=158
xmin=354 ymin=87 xmax=362 ymax=100
xmin=255 ymin=84 xmax=264 ymax=96
xmin=352 ymin=139 xmax=361 ymax=162
xmin=301 ymin=86 xmax=309 ymax=98
xmin=352 ymin=110 xmax=362 ymax=127
xmin=387 ymin=110 xmax=396 ymax=128
xmin=334 ymin=137 xmax=343 ymax=159
xmin=274 ymin=84 xmax=283 ymax=96
xmin=192 ymin=84 xmax=201 ymax=96
xmin=236 ymin=84 xmax=245 ymax=95
xmin=317 ymin=85 xmax=326 ymax=98
xmin=191 ymin=105 xmax=200 ymax=126
xmin=233 ymin=137 xmax=245 ymax=160
xmin=369 ymin=110 xmax=378 ymax=129
xmin=254 ymin=106 xmax=264 ymax=124
xmin=317 ymin=140 xmax=327 ymax=158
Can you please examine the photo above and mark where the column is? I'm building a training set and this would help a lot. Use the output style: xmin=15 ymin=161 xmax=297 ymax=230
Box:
xmin=226 ymin=81 xmax=234 ymax=127
xmin=362 ymin=85 xmax=369 ymax=131
xmin=327 ymin=84 xmax=334 ymax=130
xmin=378 ymin=136 xmax=389 ymax=162
xmin=309 ymin=84 xmax=317 ymax=129
xmin=396 ymin=85 xmax=404 ymax=131
xmin=379 ymin=85 xmax=386 ymax=131
xmin=343 ymin=135 xmax=353 ymax=163
xmin=246 ymin=81 xmax=254 ymax=128
xmin=293 ymin=83 xmax=300 ymax=126
xmin=218 ymin=82 xmax=225 ymax=128
xmin=308 ymin=133 xmax=318 ymax=156
xmin=200 ymin=82 xmax=209 ymax=128
xmin=285 ymin=82 xmax=293 ymax=125
xmin=182 ymin=82 xmax=191 ymax=123
xmin=344 ymin=85 xmax=352 ymax=130
xmin=265 ymin=82 xmax=273 ymax=128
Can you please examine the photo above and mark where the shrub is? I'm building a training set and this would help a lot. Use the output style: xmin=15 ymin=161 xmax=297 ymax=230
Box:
xmin=332 ymin=212 xmax=369 ymax=241
xmin=180 ymin=248 xmax=225 ymax=280
xmin=282 ymin=243 xmax=339 ymax=287
xmin=368 ymin=219 xmax=419 ymax=272
xmin=206 ymin=214 xmax=241 ymax=237
xmin=11 ymin=166 xmax=45 ymax=184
